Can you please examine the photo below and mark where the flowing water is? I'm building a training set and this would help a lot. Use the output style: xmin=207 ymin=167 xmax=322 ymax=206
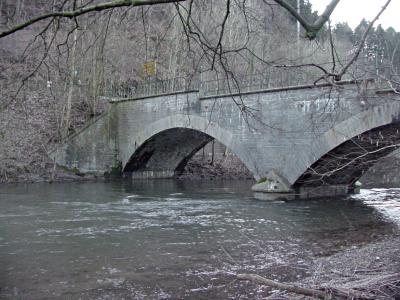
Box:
xmin=0 ymin=180 xmax=399 ymax=299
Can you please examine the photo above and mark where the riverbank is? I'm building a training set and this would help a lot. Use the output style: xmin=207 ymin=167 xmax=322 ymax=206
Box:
xmin=304 ymin=234 xmax=400 ymax=298
xmin=258 ymin=234 xmax=400 ymax=299
xmin=177 ymin=157 xmax=253 ymax=180
xmin=0 ymin=166 xmax=100 ymax=184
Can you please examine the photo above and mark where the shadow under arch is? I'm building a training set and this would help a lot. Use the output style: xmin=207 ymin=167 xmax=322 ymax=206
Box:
xmin=290 ymin=102 xmax=400 ymax=189
xmin=121 ymin=114 xmax=256 ymax=179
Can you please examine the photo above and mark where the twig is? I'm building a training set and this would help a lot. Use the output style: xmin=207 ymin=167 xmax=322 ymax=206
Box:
xmin=237 ymin=273 xmax=376 ymax=299
xmin=237 ymin=273 xmax=327 ymax=299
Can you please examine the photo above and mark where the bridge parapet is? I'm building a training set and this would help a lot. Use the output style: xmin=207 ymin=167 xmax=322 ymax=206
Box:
xmin=101 ymin=67 xmax=354 ymax=101
xmin=102 ymin=57 xmax=399 ymax=102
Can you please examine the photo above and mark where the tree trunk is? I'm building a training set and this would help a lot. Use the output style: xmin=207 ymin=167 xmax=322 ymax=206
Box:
xmin=63 ymin=27 xmax=77 ymax=139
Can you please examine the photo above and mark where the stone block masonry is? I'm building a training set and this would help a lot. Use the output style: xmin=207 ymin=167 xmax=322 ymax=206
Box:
xmin=50 ymin=82 xmax=400 ymax=200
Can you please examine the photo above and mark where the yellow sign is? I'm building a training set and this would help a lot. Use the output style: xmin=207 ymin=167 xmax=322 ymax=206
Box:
xmin=143 ymin=61 xmax=157 ymax=76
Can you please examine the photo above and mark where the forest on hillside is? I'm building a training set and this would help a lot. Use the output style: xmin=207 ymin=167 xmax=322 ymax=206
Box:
xmin=0 ymin=0 xmax=399 ymax=183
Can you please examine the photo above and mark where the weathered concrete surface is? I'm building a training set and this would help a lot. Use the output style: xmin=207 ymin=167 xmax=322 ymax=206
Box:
xmin=50 ymin=83 xmax=400 ymax=200
xmin=51 ymin=112 xmax=118 ymax=174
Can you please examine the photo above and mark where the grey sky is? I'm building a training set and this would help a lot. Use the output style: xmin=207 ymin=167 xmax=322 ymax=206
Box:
xmin=311 ymin=0 xmax=400 ymax=31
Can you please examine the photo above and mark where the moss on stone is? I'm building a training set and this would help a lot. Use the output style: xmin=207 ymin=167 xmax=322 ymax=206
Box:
xmin=104 ymin=160 xmax=122 ymax=178
xmin=57 ymin=165 xmax=85 ymax=177
xmin=257 ymin=177 xmax=268 ymax=184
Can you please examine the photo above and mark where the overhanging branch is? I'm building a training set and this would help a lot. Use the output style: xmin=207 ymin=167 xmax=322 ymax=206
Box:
xmin=0 ymin=0 xmax=186 ymax=39
xmin=273 ymin=0 xmax=340 ymax=39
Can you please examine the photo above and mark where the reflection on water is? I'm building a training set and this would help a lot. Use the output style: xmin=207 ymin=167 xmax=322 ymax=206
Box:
xmin=0 ymin=180 xmax=399 ymax=299
xmin=352 ymin=188 xmax=400 ymax=223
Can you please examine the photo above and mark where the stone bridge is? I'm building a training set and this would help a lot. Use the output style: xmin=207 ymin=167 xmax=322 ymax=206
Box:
xmin=51 ymin=80 xmax=400 ymax=200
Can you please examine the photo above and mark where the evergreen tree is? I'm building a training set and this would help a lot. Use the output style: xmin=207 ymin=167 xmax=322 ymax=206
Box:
xmin=334 ymin=22 xmax=353 ymax=42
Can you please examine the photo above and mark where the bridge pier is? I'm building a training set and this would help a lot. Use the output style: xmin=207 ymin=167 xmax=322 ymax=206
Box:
xmin=251 ymin=170 xmax=353 ymax=201
xmin=129 ymin=170 xmax=176 ymax=179
xmin=252 ymin=184 xmax=351 ymax=201
xmin=251 ymin=170 xmax=295 ymax=201
xmin=294 ymin=185 xmax=350 ymax=200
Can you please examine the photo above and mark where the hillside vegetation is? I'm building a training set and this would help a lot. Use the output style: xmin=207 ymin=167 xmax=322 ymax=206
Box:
xmin=0 ymin=0 xmax=399 ymax=182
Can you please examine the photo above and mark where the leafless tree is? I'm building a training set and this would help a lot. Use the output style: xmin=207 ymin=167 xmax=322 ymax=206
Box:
xmin=0 ymin=0 xmax=396 ymax=183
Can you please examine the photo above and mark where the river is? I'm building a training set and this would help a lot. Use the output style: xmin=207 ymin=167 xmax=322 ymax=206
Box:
xmin=0 ymin=180 xmax=399 ymax=299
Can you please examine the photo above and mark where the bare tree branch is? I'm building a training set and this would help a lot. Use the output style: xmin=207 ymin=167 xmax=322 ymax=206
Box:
xmin=273 ymin=0 xmax=340 ymax=39
xmin=237 ymin=273 xmax=375 ymax=299
xmin=0 ymin=0 xmax=186 ymax=39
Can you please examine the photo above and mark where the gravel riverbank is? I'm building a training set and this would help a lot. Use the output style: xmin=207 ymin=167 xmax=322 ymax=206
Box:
xmin=259 ymin=234 xmax=400 ymax=299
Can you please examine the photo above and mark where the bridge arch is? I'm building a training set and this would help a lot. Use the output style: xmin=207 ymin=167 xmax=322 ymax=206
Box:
xmin=120 ymin=114 xmax=256 ymax=179
xmin=289 ymin=101 xmax=400 ymax=188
